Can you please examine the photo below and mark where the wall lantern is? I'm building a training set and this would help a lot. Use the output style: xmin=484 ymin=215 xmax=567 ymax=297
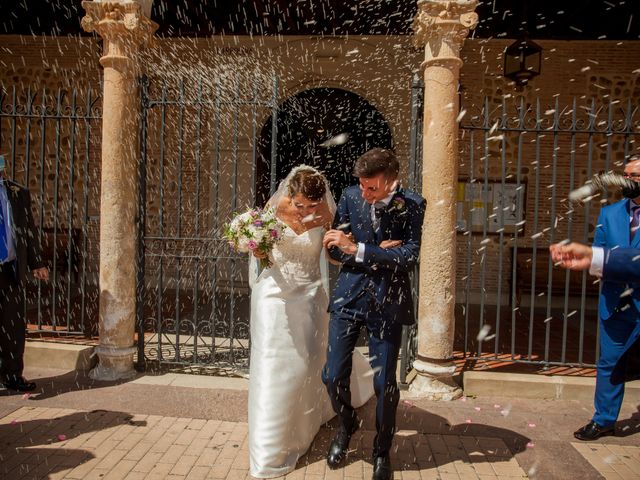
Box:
xmin=503 ymin=33 xmax=542 ymax=86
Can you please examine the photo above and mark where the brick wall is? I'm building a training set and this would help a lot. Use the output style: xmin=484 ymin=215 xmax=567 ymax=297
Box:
xmin=1 ymin=34 xmax=638 ymax=305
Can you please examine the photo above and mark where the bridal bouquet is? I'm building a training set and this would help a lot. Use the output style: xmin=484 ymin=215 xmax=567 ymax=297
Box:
xmin=224 ymin=207 xmax=284 ymax=269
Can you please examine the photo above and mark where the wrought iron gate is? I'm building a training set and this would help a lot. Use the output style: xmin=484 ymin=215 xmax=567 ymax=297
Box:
xmin=136 ymin=74 xmax=279 ymax=373
xmin=0 ymin=85 xmax=101 ymax=336
xmin=407 ymin=78 xmax=639 ymax=371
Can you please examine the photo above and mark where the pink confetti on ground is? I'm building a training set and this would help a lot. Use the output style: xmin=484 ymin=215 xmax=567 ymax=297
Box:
xmin=22 ymin=393 xmax=30 ymax=399
xmin=460 ymin=397 xmax=467 ymax=402
xmin=465 ymin=419 xmax=472 ymax=423
xmin=527 ymin=442 xmax=535 ymax=448
xmin=528 ymin=423 xmax=537 ymax=428
xmin=494 ymin=404 xmax=501 ymax=408
xmin=57 ymin=434 xmax=66 ymax=441
xmin=402 ymin=400 xmax=415 ymax=408
xmin=474 ymin=407 xmax=481 ymax=411
xmin=10 ymin=420 xmax=18 ymax=425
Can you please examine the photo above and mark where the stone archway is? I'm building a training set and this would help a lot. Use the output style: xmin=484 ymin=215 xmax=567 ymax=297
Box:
xmin=256 ymin=87 xmax=393 ymax=205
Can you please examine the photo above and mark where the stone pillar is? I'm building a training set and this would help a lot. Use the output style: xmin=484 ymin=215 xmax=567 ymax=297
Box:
xmin=409 ymin=0 xmax=478 ymax=400
xmin=81 ymin=1 xmax=157 ymax=380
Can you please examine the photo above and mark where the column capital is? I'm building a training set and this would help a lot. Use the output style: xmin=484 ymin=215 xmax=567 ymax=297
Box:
xmin=81 ymin=1 xmax=158 ymax=70
xmin=413 ymin=0 xmax=478 ymax=68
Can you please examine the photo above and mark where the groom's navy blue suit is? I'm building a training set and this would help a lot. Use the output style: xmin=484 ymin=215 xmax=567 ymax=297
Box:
xmin=322 ymin=185 xmax=425 ymax=456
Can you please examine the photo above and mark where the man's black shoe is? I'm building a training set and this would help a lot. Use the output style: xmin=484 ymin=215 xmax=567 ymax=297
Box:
xmin=372 ymin=454 xmax=391 ymax=480
xmin=326 ymin=420 xmax=360 ymax=469
xmin=574 ymin=421 xmax=615 ymax=441
xmin=3 ymin=377 xmax=36 ymax=392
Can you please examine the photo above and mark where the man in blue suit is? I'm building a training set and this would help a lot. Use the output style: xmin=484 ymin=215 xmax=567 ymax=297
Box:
xmin=551 ymin=156 xmax=640 ymax=441
xmin=322 ymin=148 xmax=425 ymax=480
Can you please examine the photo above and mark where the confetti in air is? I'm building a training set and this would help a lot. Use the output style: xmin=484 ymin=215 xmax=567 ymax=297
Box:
xmin=319 ymin=133 xmax=350 ymax=148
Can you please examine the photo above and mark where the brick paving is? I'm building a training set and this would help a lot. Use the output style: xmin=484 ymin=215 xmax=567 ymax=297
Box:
xmin=0 ymin=407 xmax=533 ymax=480
xmin=572 ymin=442 xmax=640 ymax=480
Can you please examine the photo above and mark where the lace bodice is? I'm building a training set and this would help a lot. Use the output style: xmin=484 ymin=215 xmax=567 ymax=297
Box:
xmin=269 ymin=225 xmax=325 ymax=282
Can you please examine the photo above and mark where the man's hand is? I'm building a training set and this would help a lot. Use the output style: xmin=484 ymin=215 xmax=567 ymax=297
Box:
xmin=549 ymin=242 xmax=593 ymax=271
xmin=32 ymin=267 xmax=49 ymax=281
xmin=323 ymin=229 xmax=357 ymax=255
xmin=380 ymin=240 xmax=402 ymax=249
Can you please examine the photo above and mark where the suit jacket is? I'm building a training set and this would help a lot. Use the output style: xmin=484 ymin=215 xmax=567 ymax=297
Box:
xmin=593 ymin=198 xmax=640 ymax=321
xmin=4 ymin=180 xmax=44 ymax=282
xmin=602 ymin=247 xmax=640 ymax=284
xmin=593 ymin=204 xmax=640 ymax=383
xmin=328 ymin=185 xmax=426 ymax=325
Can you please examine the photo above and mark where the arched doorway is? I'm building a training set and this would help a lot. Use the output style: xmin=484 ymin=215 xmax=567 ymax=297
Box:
xmin=256 ymin=87 xmax=393 ymax=205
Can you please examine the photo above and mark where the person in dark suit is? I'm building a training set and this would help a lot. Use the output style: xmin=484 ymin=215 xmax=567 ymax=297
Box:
xmin=322 ymin=148 xmax=426 ymax=480
xmin=550 ymin=155 xmax=640 ymax=441
xmin=0 ymin=154 xmax=49 ymax=392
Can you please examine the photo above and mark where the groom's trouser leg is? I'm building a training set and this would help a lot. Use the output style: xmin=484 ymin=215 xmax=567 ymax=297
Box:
xmin=322 ymin=312 xmax=362 ymax=432
xmin=367 ymin=318 xmax=403 ymax=457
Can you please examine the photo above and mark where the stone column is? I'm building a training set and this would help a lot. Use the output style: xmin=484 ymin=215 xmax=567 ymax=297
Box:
xmin=409 ymin=0 xmax=478 ymax=400
xmin=81 ymin=1 xmax=157 ymax=380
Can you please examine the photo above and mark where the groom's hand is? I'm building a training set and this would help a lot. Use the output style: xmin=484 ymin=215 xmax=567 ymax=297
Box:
xmin=323 ymin=229 xmax=358 ymax=255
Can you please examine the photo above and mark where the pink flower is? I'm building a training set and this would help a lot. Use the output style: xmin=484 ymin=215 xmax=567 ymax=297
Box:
xmin=269 ymin=229 xmax=279 ymax=238
xmin=247 ymin=240 xmax=258 ymax=250
xmin=253 ymin=220 xmax=264 ymax=227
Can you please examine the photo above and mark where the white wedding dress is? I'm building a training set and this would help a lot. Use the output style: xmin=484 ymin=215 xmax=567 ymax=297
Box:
xmin=248 ymin=225 xmax=374 ymax=478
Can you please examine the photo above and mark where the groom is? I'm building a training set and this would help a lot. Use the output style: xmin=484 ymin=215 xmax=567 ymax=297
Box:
xmin=322 ymin=148 xmax=426 ymax=480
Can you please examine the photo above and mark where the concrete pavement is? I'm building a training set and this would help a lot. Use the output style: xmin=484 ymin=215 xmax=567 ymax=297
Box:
xmin=0 ymin=366 xmax=638 ymax=480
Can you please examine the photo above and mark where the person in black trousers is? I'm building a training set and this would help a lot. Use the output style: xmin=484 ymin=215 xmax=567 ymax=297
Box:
xmin=0 ymin=155 xmax=48 ymax=392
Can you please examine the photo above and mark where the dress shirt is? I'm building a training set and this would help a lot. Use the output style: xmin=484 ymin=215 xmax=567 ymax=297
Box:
xmin=355 ymin=189 xmax=396 ymax=263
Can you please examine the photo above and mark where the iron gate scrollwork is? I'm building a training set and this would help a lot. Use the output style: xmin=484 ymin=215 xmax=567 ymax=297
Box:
xmin=405 ymin=76 xmax=640 ymax=373
xmin=136 ymin=74 xmax=279 ymax=373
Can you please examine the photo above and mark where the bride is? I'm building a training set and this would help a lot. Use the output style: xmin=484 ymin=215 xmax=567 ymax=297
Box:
xmin=248 ymin=165 xmax=374 ymax=478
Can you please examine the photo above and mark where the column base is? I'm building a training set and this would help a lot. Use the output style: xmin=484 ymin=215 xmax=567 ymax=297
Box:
xmin=89 ymin=345 xmax=137 ymax=381
xmin=409 ymin=358 xmax=463 ymax=401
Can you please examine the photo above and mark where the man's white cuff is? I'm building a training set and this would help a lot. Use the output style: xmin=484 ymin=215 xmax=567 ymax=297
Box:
xmin=355 ymin=243 xmax=365 ymax=263
xmin=589 ymin=246 xmax=604 ymax=277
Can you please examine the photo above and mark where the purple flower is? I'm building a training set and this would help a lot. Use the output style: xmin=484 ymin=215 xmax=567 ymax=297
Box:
xmin=253 ymin=220 xmax=264 ymax=227
xmin=247 ymin=240 xmax=258 ymax=250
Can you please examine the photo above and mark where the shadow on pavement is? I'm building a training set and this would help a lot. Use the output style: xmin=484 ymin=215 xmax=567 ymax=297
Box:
xmin=299 ymin=403 xmax=531 ymax=473
xmin=0 ymin=409 xmax=145 ymax=478
xmin=1 ymin=369 xmax=136 ymax=401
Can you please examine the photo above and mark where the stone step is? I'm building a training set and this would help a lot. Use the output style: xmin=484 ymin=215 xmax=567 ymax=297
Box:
xmin=463 ymin=370 xmax=640 ymax=402
xmin=24 ymin=340 xmax=96 ymax=371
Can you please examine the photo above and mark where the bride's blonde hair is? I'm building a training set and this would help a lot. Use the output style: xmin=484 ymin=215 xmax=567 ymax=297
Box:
xmin=287 ymin=167 xmax=326 ymax=202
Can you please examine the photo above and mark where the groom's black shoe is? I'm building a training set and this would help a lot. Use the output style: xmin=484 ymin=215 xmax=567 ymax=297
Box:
xmin=327 ymin=420 xmax=360 ymax=469
xmin=372 ymin=454 xmax=391 ymax=480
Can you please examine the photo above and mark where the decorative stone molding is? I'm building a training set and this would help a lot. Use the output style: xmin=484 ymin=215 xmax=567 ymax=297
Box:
xmin=81 ymin=1 xmax=158 ymax=71
xmin=413 ymin=0 xmax=479 ymax=68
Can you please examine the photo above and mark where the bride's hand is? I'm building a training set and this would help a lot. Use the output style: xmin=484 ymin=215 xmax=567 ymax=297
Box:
xmin=380 ymin=239 xmax=402 ymax=249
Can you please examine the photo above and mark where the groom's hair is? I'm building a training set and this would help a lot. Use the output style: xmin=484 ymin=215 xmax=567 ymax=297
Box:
xmin=353 ymin=148 xmax=399 ymax=179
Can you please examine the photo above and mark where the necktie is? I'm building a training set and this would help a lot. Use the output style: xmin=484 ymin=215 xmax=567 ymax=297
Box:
xmin=372 ymin=201 xmax=385 ymax=232
xmin=630 ymin=205 xmax=640 ymax=242
xmin=0 ymin=191 xmax=8 ymax=262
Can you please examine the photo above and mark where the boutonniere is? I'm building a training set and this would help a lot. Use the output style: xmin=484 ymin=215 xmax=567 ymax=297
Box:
xmin=389 ymin=196 xmax=406 ymax=213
